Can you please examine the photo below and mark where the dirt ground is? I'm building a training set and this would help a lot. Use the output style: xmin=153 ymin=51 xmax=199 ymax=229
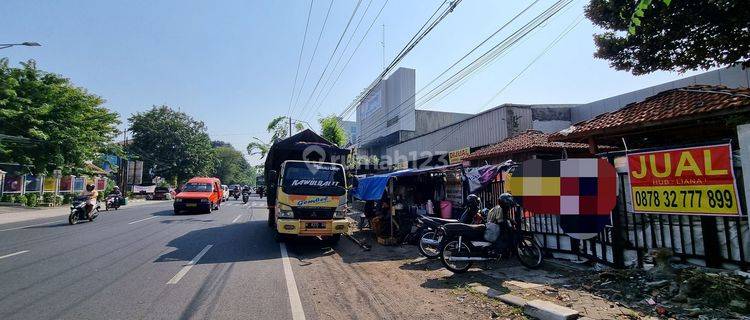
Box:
xmin=287 ymin=233 xmax=526 ymax=320
xmin=284 ymin=227 xmax=676 ymax=320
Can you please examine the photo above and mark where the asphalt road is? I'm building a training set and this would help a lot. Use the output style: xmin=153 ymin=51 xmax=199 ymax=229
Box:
xmin=0 ymin=195 xmax=317 ymax=320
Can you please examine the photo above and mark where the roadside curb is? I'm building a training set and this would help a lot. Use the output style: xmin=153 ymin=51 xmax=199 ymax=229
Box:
xmin=468 ymin=283 xmax=580 ymax=320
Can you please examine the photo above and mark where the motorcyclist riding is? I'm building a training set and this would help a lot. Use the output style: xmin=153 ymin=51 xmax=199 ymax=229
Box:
xmin=109 ymin=186 xmax=122 ymax=197
xmin=82 ymin=184 xmax=98 ymax=219
xmin=106 ymin=186 xmax=123 ymax=210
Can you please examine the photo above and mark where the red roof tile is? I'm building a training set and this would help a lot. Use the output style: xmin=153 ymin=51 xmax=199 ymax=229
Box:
xmin=551 ymin=85 xmax=750 ymax=142
xmin=465 ymin=130 xmax=594 ymax=161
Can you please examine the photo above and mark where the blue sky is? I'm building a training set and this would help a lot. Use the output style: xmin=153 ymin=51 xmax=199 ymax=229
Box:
xmin=2 ymin=0 xmax=702 ymax=164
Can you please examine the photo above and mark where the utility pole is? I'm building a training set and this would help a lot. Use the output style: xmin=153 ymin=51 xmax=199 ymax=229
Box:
xmin=288 ymin=116 xmax=293 ymax=138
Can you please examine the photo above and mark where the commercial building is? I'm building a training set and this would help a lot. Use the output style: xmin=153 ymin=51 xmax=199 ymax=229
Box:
xmin=352 ymin=65 xmax=750 ymax=169
xmin=340 ymin=120 xmax=359 ymax=146
xmin=355 ymin=68 xmax=473 ymax=158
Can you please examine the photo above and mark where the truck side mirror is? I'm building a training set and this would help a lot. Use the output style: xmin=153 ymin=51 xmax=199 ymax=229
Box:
xmin=268 ymin=170 xmax=278 ymax=185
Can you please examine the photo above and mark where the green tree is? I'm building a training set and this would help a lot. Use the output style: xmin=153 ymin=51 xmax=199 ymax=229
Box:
xmin=212 ymin=145 xmax=255 ymax=185
xmin=246 ymin=116 xmax=304 ymax=160
xmin=128 ymin=106 xmax=214 ymax=184
xmin=318 ymin=115 xmax=347 ymax=147
xmin=0 ymin=59 xmax=120 ymax=174
xmin=585 ymin=0 xmax=750 ymax=75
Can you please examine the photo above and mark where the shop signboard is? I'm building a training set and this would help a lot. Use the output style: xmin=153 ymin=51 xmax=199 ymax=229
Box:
xmin=59 ymin=176 xmax=72 ymax=192
xmin=127 ymin=161 xmax=135 ymax=184
xmin=134 ymin=161 xmax=144 ymax=184
xmin=73 ymin=177 xmax=85 ymax=191
xmin=627 ymin=144 xmax=741 ymax=216
xmin=96 ymin=178 xmax=106 ymax=190
xmin=43 ymin=177 xmax=57 ymax=192
xmin=25 ymin=175 xmax=41 ymax=192
xmin=3 ymin=174 xmax=23 ymax=193
xmin=448 ymin=147 xmax=470 ymax=164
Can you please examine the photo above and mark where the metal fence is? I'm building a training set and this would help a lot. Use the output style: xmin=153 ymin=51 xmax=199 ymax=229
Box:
xmin=477 ymin=175 xmax=750 ymax=271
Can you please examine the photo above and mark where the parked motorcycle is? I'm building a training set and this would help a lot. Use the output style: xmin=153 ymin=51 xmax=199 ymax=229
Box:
xmin=414 ymin=195 xmax=485 ymax=259
xmin=438 ymin=194 xmax=543 ymax=273
xmin=105 ymin=195 xmax=121 ymax=211
xmin=69 ymin=196 xmax=100 ymax=225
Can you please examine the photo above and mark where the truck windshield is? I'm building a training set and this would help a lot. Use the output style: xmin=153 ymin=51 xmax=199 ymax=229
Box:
xmin=282 ymin=162 xmax=345 ymax=196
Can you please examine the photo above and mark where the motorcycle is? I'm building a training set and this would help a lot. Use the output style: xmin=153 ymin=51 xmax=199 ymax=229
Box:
xmin=105 ymin=195 xmax=121 ymax=211
xmin=233 ymin=190 xmax=240 ymax=200
xmin=438 ymin=198 xmax=543 ymax=273
xmin=257 ymin=187 xmax=264 ymax=199
xmin=415 ymin=210 xmax=488 ymax=259
xmin=242 ymin=190 xmax=249 ymax=203
xmin=413 ymin=195 xmax=486 ymax=259
xmin=69 ymin=196 xmax=100 ymax=225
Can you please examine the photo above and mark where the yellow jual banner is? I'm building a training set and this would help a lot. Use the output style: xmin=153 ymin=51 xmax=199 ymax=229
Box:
xmin=627 ymin=144 xmax=741 ymax=216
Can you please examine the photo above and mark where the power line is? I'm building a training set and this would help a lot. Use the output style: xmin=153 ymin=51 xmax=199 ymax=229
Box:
xmin=360 ymin=0 xmax=570 ymax=143
xmin=480 ymin=15 xmax=584 ymax=109
xmin=427 ymin=10 xmax=583 ymax=150
xmin=290 ymin=0 xmax=335 ymax=116
xmin=286 ymin=0 xmax=315 ymax=118
xmin=360 ymin=0 xmax=548 ymax=135
xmin=416 ymin=0 xmax=572 ymax=110
xmin=302 ymin=0 xmax=387 ymax=121
xmin=297 ymin=0 xmax=363 ymax=116
xmin=337 ymin=0 xmax=461 ymax=120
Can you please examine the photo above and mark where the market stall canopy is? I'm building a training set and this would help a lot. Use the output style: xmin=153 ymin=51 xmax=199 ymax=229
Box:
xmin=353 ymin=164 xmax=462 ymax=201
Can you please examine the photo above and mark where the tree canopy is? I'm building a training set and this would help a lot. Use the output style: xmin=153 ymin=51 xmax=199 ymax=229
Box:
xmin=213 ymin=145 xmax=256 ymax=185
xmin=319 ymin=115 xmax=347 ymax=147
xmin=0 ymin=59 xmax=120 ymax=174
xmin=128 ymin=106 xmax=214 ymax=183
xmin=585 ymin=0 xmax=750 ymax=75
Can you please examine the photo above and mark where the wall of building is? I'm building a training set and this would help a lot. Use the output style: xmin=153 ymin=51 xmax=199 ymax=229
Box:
xmin=341 ymin=120 xmax=359 ymax=145
xmin=415 ymin=110 xmax=473 ymax=135
xmin=383 ymin=105 xmax=531 ymax=165
xmin=530 ymin=105 xmax=575 ymax=133
xmin=572 ymin=66 xmax=750 ymax=123
xmin=356 ymin=68 xmax=416 ymax=144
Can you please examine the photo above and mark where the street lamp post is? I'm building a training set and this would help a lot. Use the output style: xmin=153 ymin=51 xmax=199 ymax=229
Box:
xmin=0 ymin=42 xmax=41 ymax=50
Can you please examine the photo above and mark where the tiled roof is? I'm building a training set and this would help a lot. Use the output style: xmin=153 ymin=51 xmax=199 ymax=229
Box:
xmin=464 ymin=130 xmax=594 ymax=161
xmin=551 ymin=85 xmax=750 ymax=142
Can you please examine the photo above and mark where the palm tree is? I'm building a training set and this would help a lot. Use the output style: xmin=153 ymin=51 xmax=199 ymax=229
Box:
xmin=247 ymin=116 xmax=305 ymax=160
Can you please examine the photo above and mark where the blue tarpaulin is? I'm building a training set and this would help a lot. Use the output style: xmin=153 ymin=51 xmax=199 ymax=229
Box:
xmin=352 ymin=175 xmax=390 ymax=201
xmin=353 ymin=164 xmax=462 ymax=201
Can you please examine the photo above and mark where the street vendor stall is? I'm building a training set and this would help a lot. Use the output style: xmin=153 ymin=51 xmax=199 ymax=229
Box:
xmin=353 ymin=164 xmax=464 ymax=244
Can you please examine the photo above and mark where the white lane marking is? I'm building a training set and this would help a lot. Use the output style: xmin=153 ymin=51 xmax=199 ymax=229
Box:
xmin=231 ymin=214 xmax=242 ymax=223
xmin=0 ymin=250 xmax=29 ymax=260
xmin=0 ymin=220 xmax=66 ymax=232
xmin=280 ymin=243 xmax=306 ymax=320
xmin=128 ymin=216 xmax=157 ymax=224
xmin=167 ymin=244 xmax=213 ymax=284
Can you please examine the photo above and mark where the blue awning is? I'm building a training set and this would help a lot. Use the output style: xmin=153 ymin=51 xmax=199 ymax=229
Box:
xmin=352 ymin=164 xmax=462 ymax=201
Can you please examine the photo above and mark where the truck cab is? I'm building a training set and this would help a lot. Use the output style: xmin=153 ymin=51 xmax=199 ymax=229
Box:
xmin=269 ymin=160 xmax=349 ymax=243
